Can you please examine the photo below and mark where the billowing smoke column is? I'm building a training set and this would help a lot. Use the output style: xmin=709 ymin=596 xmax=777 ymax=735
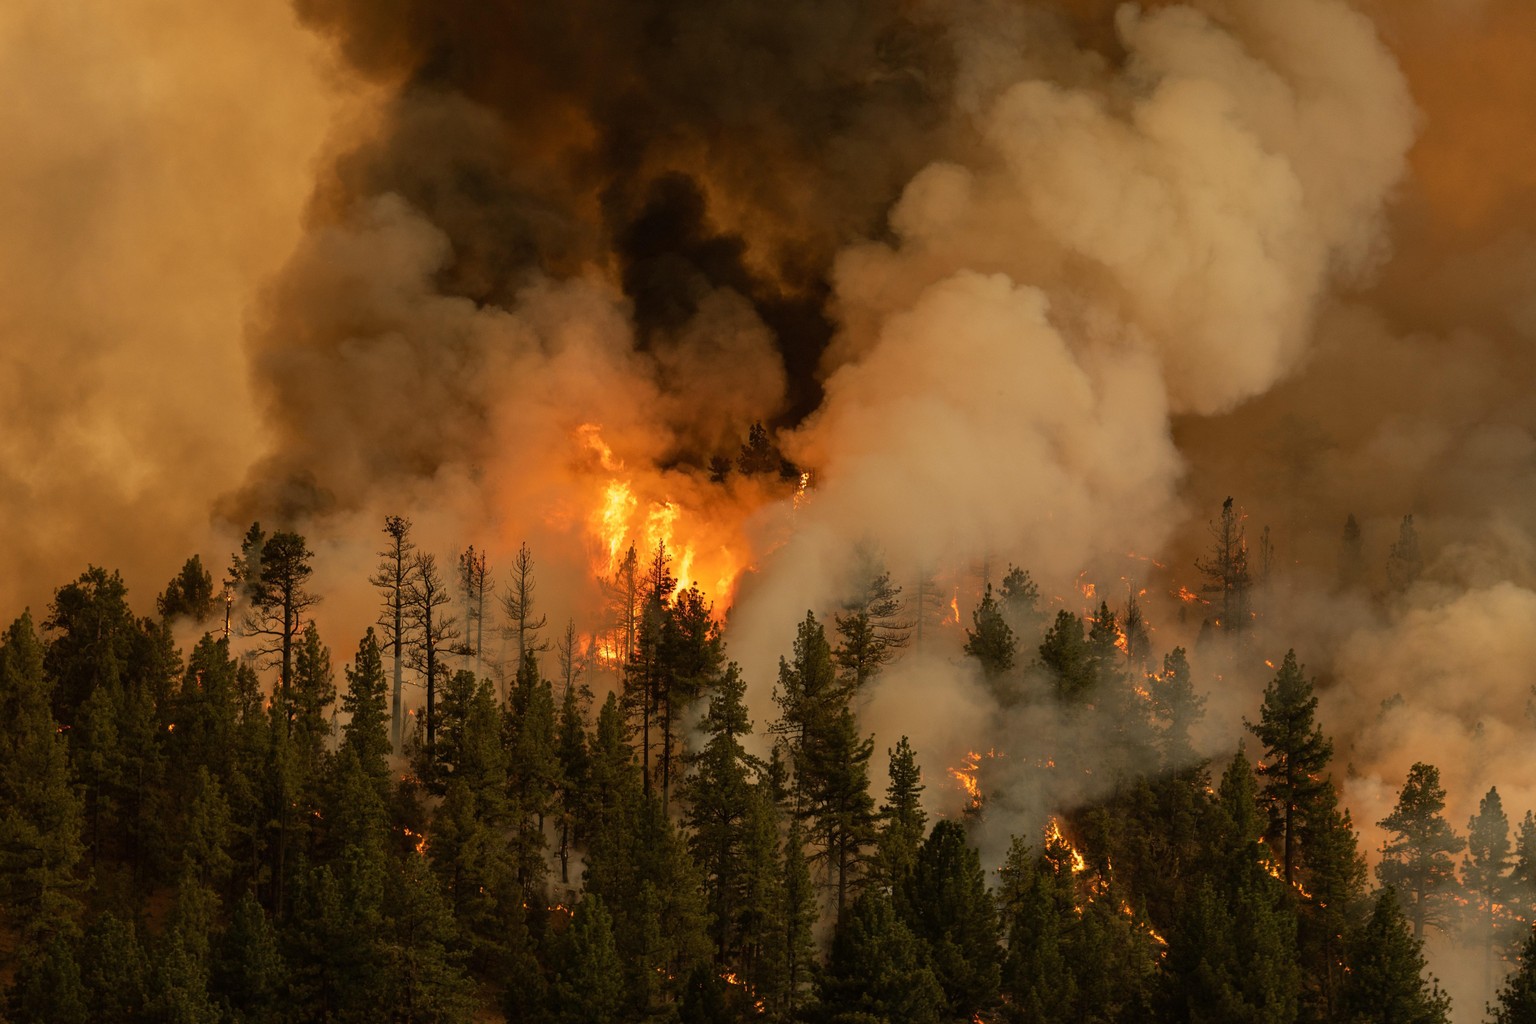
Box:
xmin=231 ymin=0 xmax=1423 ymax=805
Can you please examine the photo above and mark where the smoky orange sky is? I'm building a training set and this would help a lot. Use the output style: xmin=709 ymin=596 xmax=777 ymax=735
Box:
xmin=0 ymin=0 xmax=1525 ymax=614
xmin=11 ymin=2 xmax=1536 ymax=1012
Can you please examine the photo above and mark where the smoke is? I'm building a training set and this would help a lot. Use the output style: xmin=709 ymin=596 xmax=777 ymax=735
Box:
xmin=13 ymin=1 xmax=1536 ymax=1012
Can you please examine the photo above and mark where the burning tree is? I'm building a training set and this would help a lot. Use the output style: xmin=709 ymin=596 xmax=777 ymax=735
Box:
xmin=1247 ymin=650 xmax=1333 ymax=888
xmin=1194 ymin=496 xmax=1252 ymax=634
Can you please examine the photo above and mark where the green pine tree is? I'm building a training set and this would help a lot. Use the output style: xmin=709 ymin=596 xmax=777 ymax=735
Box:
xmin=1376 ymin=762 xmax=1465 ymax=940
xmin=1338 ymin=889 xmax=1451 ymax=1024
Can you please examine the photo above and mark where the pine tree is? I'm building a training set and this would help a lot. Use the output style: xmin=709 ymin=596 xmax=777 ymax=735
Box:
xmin=1510 ymin=812 xmax=1536 ymax=942
xmin=1195 ymin=497 xmax=1252 ymax=634
xmin=1491 ymin=925 xmax=1536 ymax=1024
xmin=1296 ymin=786 xmax=1368 ymax=1021
xmin=1000 ymin=564 xmax=1047 ymax=650
xmin=213 ymin=893 xmax=287 ymax=1024
xmin=8 ymin=931 xmax=90 ymax=1024
xmin=1150 ymin=646 xmax=1204 ymax=772
xmin=370 ymin=515 xmax=415 ymax=754
xmin=455 ymin=544 xmax=491 ymax=676
xmin=680 ymin=662 xmax=758 ymax=962
xmin=874 ymin=736 xmax=927 ymax=896
xmin=1163 ymin=751 xmax=1300 ymax=1024
xmin=900 ymin=819 xmax=1001 ymax=1018
xmin=1386 ymin=514 xmax=1424 ymax=593
xmin=80 ymin=911 xmax=152 ymax=1024
xmin=1339 ymin=889 xmax=1451 ymax=1024
xmin=340 ymin=628 xmax=392 ymax=794
xmin=621 ymin=543 xmax=676 ymax=796
xmin=1376 ymin=762 xmax=1465 ymax=940
xmin=660 ymin=585 xmax=724 ymax=812
xmin=404 ymin=551 xmax=460 ymax=763
xmin=1038 ymin=610 xmax=1092 ymax=703
xmin=817 ymin=889 xmax=945 ymax=1024
xmin=1463 ymin=785 xmax=1513 ymax=1009
xmin=380 ymin=853 xmax=475 ymax=1024
xmin=500 ymin=540 xmax=548 ymax=675
xmin=239 ymin=530 xmax=319 ymax=729
xmin=1247 ymin=650 xmax=1333 ymax=886
xmin=996 ymin=833 xmax=1076 ymax=1024
xmin=964 ymin=584 xmax=1017 ymax=694
xmin=0 ymin=612 xmax=85 ymax=945
xmin=550 ymin=894 xmax=626 ymax=1024
xmin=159 ymin=555 xmax=217 ymax=623
xmin=833 ymin=555 xmax=910 ymax=692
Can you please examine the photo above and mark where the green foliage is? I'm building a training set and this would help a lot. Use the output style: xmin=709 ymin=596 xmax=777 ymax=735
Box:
xmin=1376 ymin=762 xmax=1465 ymax=939
xmin=817 ymin=889 xmax=945 ymax=1024
xmin=1339 ymin=890 xmax=1451 ymax=1024
xmin=874 ymin=736 xmax=926 ymax=896
xmin=0 ymin=612 xmax=84 ymax=942
xmin=1491 ymin=926 xmax=1536 ymax=1024
xmin=550 ymin=894 xmax=626 ymax=1024
xmin=159 ymin=555 xmax=217 ymax=622
xmin=1039 ymin=609 xmax=1091 ymax=702
xmin=900 ymin=820 xmax=1000 ymax=1017
xmin=1248 ymin=649 xmax=1333 ymax=885
xmin=964 ymin=583 xmax=1017 ymax=688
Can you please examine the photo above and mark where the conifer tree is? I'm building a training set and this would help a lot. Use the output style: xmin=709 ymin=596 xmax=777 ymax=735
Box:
xmin=370 ymin=515 xmax=415 ymax=754
xmin=1491 ymin=925 xmax=1536 ymax=1024
xmin=159 ymin=555 xmax=217 ymax=623
xmin=1296 ymin=786 xmax=1368 ymax=1021
xmin=901 ymin=819 xmax=1001 ymax=1018
xmin=1338 ymin=513 xmax=1365 ymax=590
xmin=622 ymin=543 xmax=676 ymax=794
xmin=875 ymin=736 xmax=927 ymax=896
xmin=660 ymin=585 xmax=724 ymax=812
xmin=817 ymin=889 xmax=945 ymax=1024
xmin=1339 ymin=889 xmax=1451 ymax=1024
xmin=833 ymin=554 xmax=910 ymax=692
xmin=1386 ymin=514 xmax=1424 ymax=593
xmin=680 ymin=662 xmax=758 ymax=962
xmin=1163 ymin=751 xmax=1300 ymax=1024
xmin=214 ymin=893 xmax=287 ymax=1024
xmin=500 ymin=540 xmax=548 ymax=674
xmin=1248 ymin=649 xmax=1333 ymax=886
xmin=550 ymin=894 xmax=626 ymax=1024
xmin=1377 ymin=762 xmax=1466 ymax=940
xmin=0 ymin=612 xmax=84 ymax=945
xmin=404 ymin=551 xmax=460 ymax=762
xmin=455 ymin=543 xmax=491 ymax=675
xmin=1195 ymin=496 xmax=1252 ymax=633
xmin=1464 ymin=785 xmax=1513 ymax=1010
xmin=340 ymin=628 xmax=391 ymax=794
xmin=80 ymin=912 xmax=152 ymax=1024
xmin=1038 ymin=610 xmax=1092 ymax=703
xmin=964 ymin=583 xmax=1017 ymax=693
xmin=1000 ymin=564 xmax=1047 ymax=649
xmin=380 ymin=853 xmax=475 ymax=1024
xmin=239 ymin=529 xmax=319 ymax=727
xmin=553 ymin=670 xmax=590 ymax=886
xmin=9 ymin=931 xmax=90 ymax=1024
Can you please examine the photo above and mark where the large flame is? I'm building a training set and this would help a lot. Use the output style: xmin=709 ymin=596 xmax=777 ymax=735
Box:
xmin=575 ymin=423 xmax=746 ymax=608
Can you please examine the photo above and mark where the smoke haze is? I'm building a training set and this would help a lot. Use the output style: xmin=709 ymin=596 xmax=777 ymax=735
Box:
xmin=10 ymin=0 xmax=1536 ymax=1012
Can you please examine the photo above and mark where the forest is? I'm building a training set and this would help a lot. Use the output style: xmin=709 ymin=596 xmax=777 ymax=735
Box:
xmin=4 ymin=500 xmax=1536 ymax=1024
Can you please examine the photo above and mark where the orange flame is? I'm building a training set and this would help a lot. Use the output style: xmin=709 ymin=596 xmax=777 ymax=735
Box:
xmin=949 ymin=750 xmax=984 ymax=809
xmin=1044 ymin=817 xmax=1087 ymax=873
xmin=1175 ymin=585 xmax=1201 ymax=604
xmin=577 ymin=425 xmax=743 ymax=607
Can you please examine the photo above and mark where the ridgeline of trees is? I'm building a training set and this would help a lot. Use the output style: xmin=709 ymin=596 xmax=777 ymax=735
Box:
xmin=3 ymin=507 xmax=1534 ymax=1024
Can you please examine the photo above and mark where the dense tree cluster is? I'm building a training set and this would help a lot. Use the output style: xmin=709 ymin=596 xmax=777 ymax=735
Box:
xmin=3 ymin=516 xmax=1533 ymax=1024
